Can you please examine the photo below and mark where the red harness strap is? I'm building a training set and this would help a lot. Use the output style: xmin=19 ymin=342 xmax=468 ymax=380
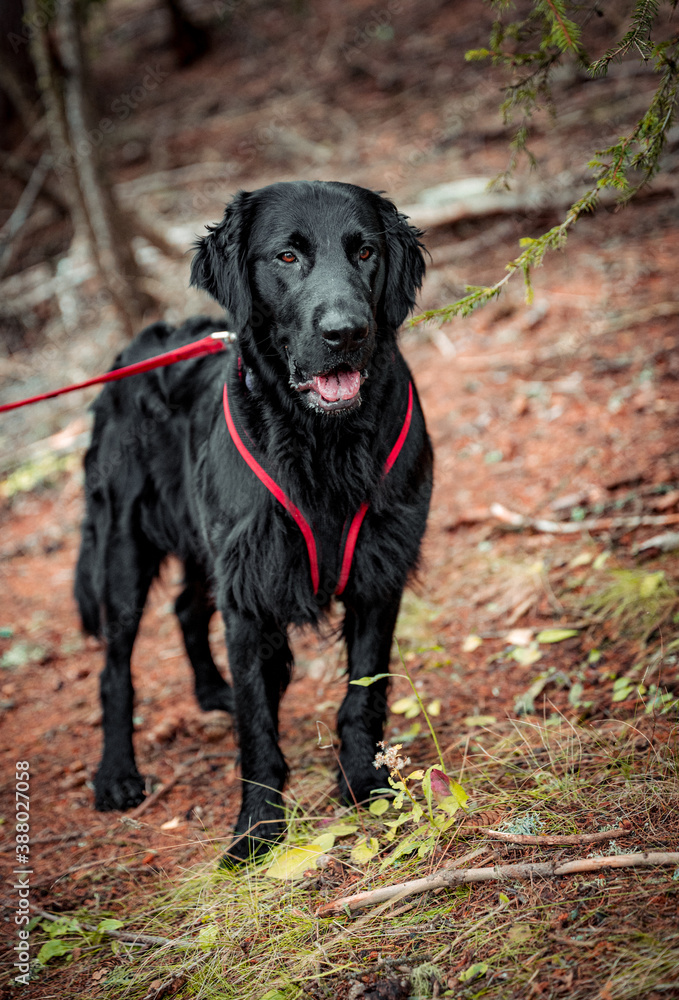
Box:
xmin=222 ymin=379 xmax=413 ymax=597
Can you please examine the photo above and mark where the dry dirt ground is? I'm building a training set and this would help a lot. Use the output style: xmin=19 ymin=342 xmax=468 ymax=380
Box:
xmin=1 ymin=0 xmax=678 ymax=996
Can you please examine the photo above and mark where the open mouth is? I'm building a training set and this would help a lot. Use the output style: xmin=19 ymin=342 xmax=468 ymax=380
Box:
xmin=292 ymin=367 xmax=366 ymax=413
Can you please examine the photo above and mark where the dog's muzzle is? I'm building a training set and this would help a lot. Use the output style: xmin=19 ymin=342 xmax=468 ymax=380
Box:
xmin=287 ymin=354 xmax=367 ymax=413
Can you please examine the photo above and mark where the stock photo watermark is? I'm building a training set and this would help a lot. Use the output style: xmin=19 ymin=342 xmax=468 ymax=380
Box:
xmin=12 ymin=761 xmax=32 ymax=985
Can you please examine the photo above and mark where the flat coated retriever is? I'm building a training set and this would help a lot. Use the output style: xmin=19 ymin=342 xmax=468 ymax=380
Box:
xmin=75 ymin=180 xmax=432 ymax=861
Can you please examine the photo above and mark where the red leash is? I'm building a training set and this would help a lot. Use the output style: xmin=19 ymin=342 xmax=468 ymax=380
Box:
xmin=0 ymin=331 xmax=236 ymax=414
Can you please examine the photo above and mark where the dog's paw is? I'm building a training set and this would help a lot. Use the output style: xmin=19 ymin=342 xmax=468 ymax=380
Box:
xmin=94 ymin=768 xmax=145 ymax=811
xmin=195 ymin=682 xmax=234 ymax=714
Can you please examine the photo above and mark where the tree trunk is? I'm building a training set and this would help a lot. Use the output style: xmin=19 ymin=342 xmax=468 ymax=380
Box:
xmin=26 ymin=0 xmax=154 ymax=337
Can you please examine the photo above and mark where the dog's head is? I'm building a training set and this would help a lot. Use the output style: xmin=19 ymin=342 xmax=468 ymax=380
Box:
xmin=191 ymin=181 xmax=425 ymax=414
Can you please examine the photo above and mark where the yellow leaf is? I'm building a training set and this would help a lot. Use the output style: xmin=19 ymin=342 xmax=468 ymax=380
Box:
xmin=426 ymin=698 xmax=441 ymax=716
xmin=391 ymin=695 xmax=419 ymax=715
xmin=463 ymin=715 xmax=497 ymax=727
xmin=160 ymin=816 xmax=182 ymax=830
xmin=505 ymin=628 xmax=533 ymax=647
xmin=350 ymin=837 xmax=380 ymax=864
xmin=463 ymin=634 xmax=483 ymax=652
xmin=313 ymin=833 xmax=336 ymax=853
xmin=408 ymin=769 xmax=425 ymax=781
xmin=266 ymin=843 xmax=327 ymax=880
xmin=369 ymin=798 xmax=390 ymax=816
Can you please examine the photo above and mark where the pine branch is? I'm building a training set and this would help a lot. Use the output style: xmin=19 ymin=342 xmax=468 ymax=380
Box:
xmin=420 ymin=2 xmax=679 ymax=326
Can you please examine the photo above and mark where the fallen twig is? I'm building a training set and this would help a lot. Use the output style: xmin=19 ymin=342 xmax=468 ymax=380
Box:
xmin=478 ymin=826 xmax=631 ymax=846
xmin=129 ymin=756 xmax=201 ymax=819
xmin=490 ymin=502 xmax=679 ymax=535
xmin=317 ymin=852 xmax=679 ymax=916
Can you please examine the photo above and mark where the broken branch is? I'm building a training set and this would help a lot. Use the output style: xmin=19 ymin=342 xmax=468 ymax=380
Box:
xmin=478 ymin=826 xmax=631 ymax=846
xmin=490 ymin=502 xmax=679 ymax=535
xmin=317 ymin=851 xmax=679 ymax=916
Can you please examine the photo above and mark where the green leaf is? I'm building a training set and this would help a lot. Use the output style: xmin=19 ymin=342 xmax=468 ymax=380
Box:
xmin=325 ymin=822 xmax=359 ymax=837
xmin=96 ymin=919 xmax=124 ymax=934
xmin=369 ymin=798 xmax=390 ymax=817
xmin=459 ymin=961 xmax=489 ymax=983
xmin=417 ymin=837 xmax=436 ymax=859
xmin=198 ymin=924 xmax=219 ymax=950
xmin=37 ymin=939 xmax=74 ymax=965
xmin=536 ymin=628 xmax=579 ymax=643
xmin=510 ymin=643 xmax=542 ymax=666
xmin=44 ymin=917 xmax=81 ymax=937
xmin=611 ymin=678 xmax=635 ymax=702
xmin=350 ymin=673 xmax=391 ymax=687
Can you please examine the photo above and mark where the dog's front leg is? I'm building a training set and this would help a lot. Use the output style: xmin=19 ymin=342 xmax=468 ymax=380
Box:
xmin=337 ymin=593 xmax=402 ymax=805
xmin=221 ymin=610 xmax=292 ymax=862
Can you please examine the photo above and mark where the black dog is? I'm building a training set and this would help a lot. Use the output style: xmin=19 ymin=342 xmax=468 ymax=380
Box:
xmin=75 ymin=180 xmax=432 ymax=860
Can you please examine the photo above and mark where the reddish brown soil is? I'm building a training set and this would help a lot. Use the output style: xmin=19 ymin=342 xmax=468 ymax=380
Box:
xmin=1 ymin=1 xmax=678 ymax=996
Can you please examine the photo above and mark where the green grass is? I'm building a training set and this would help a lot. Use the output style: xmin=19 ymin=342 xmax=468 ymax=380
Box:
xmin=23 ymin=717 xmax=679 ymax=1000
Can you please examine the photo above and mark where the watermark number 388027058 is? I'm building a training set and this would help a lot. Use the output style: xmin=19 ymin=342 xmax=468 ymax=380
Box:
xmin=13 ymin=761 xmax=32 ymax=984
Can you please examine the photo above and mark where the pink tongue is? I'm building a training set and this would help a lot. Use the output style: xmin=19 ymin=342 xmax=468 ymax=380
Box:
xmin=313 ymin=370 xmax=361 ymax=402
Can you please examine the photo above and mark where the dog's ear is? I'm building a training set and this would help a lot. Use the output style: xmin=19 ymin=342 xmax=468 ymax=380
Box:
xmin=374 ymin=194 xmax=426 ymax=330
xmin=190 ymin=190 xmax=252 ymax=331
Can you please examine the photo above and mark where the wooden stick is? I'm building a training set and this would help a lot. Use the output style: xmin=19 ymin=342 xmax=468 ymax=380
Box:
xmin=128 ymin=757 xmax=200 ymax=819
xmin=478 ymin=826 xmax=631 ymax=846
xmin=316 ymin=852 xmax=679 ymax=916
xmin=490 ymin=502 xmax=679 ymax=535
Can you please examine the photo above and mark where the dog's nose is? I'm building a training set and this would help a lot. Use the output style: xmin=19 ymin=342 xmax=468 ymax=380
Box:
xmin=320 ymin=313 xmax=370 ymax=353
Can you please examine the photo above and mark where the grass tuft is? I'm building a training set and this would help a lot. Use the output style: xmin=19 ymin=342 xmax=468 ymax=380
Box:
xmin=25 ymin=717 xmax=677 ymax=1000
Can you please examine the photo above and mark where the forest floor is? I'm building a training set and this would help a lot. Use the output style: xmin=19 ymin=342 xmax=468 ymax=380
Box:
xmin=1 ymin=1 xmax=678 ymax=998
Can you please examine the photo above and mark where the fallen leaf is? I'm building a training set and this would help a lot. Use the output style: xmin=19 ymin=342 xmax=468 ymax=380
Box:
xmin=506 ymin=628 xmax=534 ymax=647
xmin=463 ymin=714 xmax=497 ymax=727
xmin=160 ymin=816 xmax=183 ymax=830
xmin=536 ymin=628 xmax=579 ymax=643
xmin=459 ymin=961 xmax=489 ymax=982
xmin=510 ymin=644 xmax=542 ymax=666
xmin=350 ymin=836 xmax=380 ymax=864
xmin=462 ymin=634 xmax=483 ymax=652
xmin=266 ymin=844 xmax=328 ymax=880
xmin=391 ymin=694 xmax=420 ymax=718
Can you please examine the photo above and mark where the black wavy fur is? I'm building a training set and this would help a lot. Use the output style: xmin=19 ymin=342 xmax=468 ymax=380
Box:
xmin=75 ymin=180 xmax=433 ymax=861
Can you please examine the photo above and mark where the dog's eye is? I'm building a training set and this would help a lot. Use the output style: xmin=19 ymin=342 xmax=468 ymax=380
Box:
xmin=358 ymin=247 xmax=372 ymax=261
xmin=278 ymin=251 xmax=297 ymax=263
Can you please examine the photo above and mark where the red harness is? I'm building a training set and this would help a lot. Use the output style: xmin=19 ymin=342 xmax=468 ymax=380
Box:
xmin=222 ymin=379 xmax=413 ymax=597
